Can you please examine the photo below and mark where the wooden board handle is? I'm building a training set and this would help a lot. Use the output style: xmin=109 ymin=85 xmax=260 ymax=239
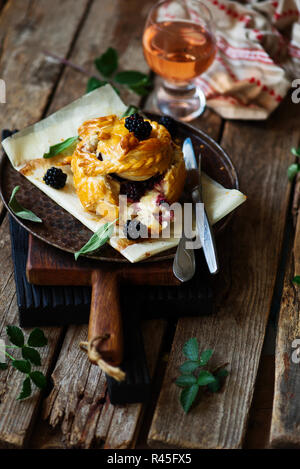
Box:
xmin=88 ymin=269 xmax=123 ymax=366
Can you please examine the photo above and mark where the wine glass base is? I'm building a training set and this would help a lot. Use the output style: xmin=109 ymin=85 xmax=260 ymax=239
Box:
xmin=155 ymin=83 xmax=206 ymax=122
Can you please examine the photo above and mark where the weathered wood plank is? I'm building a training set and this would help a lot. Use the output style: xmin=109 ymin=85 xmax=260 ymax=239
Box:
xmin=0 ymin=0 xmax=90 ymax=214
xmin=36 ymin=320 xmax=166 ymax=449
xmin=46 ymin=0 xmax=155 ymax=115
xmin=148 ymin=97 xmax=298 ymax=449
xmin=0 ymin=215 xmax=63 ymax=448
xmin=104 ymin=320 xmax=166 ymax=449
xmin=0 ymin=0 xmax=92 ymax=447
xmin=28 ymin=0 xmax=167 ymax=449
xmin=269 ymin=176 xmax=300 ymax=448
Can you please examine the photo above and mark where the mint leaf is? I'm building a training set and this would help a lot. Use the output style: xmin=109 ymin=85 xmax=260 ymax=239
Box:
xmin=183 ymin=338 xmax=199 ymax=361
xmin=12 ymin=359 xmax=31 ymax=374
xmin=86 ymin=77 xmax=107 ymax=93
xmin=74 ymin=220 xmax=116 ymax=260
xmin=43 ymin=137 xmax=78 ymax=159
xmin=179 ymin=360 xmax=199 ymax=374
xmin=30 ymin=371 xmax=47 ymax=389
xmin=22 ymin=346 xmax=41 ymax=366
xmin=114 ymin=71 xmax=148 ymax=85
xmin=293 ymin=276 xmax=300 ymax=284
xmin=17 ymin=377 xmax=32 ymax=400
xmin=180 ymin=384 xmax=199 ymax=413
xmin=0 ymin=363 xmax=8 ymax=370
xmin=122 ymin=105 xmax=139 ymax=118
xmin=94 ymin=47 xmax=118 ymax=77
xmin=175 ymin=375 xmax=197 ymax=387
xmin=8 ymin=186 xmax=42 ymax=223
xmin=199 ymin=349 xmax=213 ymax=366
xmin=291 ymin=147 xmax=300 ymax=157
xmin=28 ymin=328 xmax=48 ymax=348
xmin=208 ymin=368 xmax=229 ymax=393
xmin=6 ymin=325 xmax=24 ymax=347
xmin=288 ymin=163 xmax=299 ymax=181
xmin=197 ymin=370 xmax=216 ymax=386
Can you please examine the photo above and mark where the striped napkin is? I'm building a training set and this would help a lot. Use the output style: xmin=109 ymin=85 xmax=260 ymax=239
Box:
xmin=195 ymin=0 xmax=300 ymax=119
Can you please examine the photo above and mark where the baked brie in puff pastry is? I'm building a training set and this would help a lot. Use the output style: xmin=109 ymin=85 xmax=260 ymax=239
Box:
xmin=71 ymin=114 xmax=186 ymax=234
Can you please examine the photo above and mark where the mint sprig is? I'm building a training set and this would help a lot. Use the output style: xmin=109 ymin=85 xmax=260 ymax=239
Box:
xmin=43 ymin=136 xmax=78 ymax=159
xmin=0 ymin=326 xmax=48 ymax=400
xmin=74 ymin=220 xmax=116 ymax=260
xmin=9 ymin=186 xmax=42 ymax=223
xmin=288 ymin=147 xmax=300 ymax=181
xmin=176 ymin=338 xmax=229 ymax=413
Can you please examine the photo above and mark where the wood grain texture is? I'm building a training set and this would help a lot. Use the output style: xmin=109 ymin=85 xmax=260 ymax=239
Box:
xmin=40 ymin=320 xmax=166 ymax=449
xmin=0 ymin=215 xmax=63 ymax=448
xmin=46 ymin=0 xmax=155 ymax=115
xmin=270 ymin=177 xmax=300 ymax=448
xmin=148 ymin=98 xmax=298 ymax=449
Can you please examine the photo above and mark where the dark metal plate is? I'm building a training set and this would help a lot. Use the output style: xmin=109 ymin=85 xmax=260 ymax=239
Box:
xmin=0 ymin=115 xmax=239 ymax=263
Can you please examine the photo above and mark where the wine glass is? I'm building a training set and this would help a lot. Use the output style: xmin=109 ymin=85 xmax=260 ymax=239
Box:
xmin=143 ymin=0 xmax=216 ymax=122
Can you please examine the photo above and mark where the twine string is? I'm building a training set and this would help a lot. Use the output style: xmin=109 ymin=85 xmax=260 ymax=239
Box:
xmin=80 ymin=334 xmax=125 ymax=382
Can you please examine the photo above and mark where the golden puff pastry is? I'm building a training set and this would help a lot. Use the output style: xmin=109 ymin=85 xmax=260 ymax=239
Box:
xmin=70 ymin=114 xmax=186 ymax=232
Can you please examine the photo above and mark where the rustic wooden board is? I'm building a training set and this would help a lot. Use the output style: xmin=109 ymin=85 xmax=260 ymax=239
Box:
xmin=269 ymin=176 xmax=300 ymax=448
xmin=0 ymin=215 xmax=63 ymax=448
xmin=148 ymin=98 xmax=298 ymax=449
xmin=0 ymin=0 xmax=92 ymax=448
xmin=30 ymin=320 xmax=166 ymax=449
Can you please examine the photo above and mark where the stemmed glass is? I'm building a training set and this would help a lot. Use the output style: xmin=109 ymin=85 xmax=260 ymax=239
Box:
xmin=143 ymin=0 xmax=216 ymax=121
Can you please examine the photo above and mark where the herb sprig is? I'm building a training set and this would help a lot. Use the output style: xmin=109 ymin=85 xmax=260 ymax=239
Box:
xmin=74 ymin=220 xmax=116 ymax=260
xmin=288 ymin=147 xmax=300 ymax=181
xmin=9 ymin=186 xmax=42 ymax=223
xmin=0 ymin=326 xmax=48 ymax=400
xmin=43 ymin=136 xmax=78 ymax=159
xmin=176 ymin=338 xmax=229 ymax=413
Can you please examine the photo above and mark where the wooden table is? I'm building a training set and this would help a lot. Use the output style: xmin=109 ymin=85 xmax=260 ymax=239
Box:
xmin=0 ymin=0 xmax=299 ymax=450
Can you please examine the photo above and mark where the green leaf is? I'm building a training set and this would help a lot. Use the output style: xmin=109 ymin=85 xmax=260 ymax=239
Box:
xmin=291 ymin=147 xmax=300 ymax=157
xmin=28 ymin=328 xmax=48 ymax=348
xmin=180 ymin=384 xmax=199 ymax=413
xmin=179 ymin=360 xmax=199 ymax=374
xmin=175 ymin=375 xmax=197 ymax=387
xmin=74 ymin=220 xmax=116 ymax=260
xmin=17 ymin=377 xmax=32 ymax=400
xmin=8 ymin=186 xmax=42 ymax=223
xmin=22 ymin=346 xmax=41 ymax=366
xmin=43 ymin=136 xmax=78 ymax=159
xmin=94 ymin=47 xmax=118 ymax=77
xmin=129 ymin=76 xmax=153 ymax=96
xmin=6 ymin=325 xmax=24 ymax=347
xmin=288 ymin=163 xmax=299 ymax=181
xmin=0 ymin=362 xmax=8 ymax=370
xmin=293 ymin=275 xmax=300 ymax=285
xmin=114 ymin=71 xmax=149 ymax=86
xmin=122 ymin=105 xmax=140 ymax=118
xmin=30 ymin=371 xmax=47 ymax=389
xmin=12 ymin=359 xmax=31 ymax=374
xmin=208 ymin=368 xmax=229 ymax=393
xmin=86 ymin=77 xmax=108 ymax=93
xmin=183 ymin=338 xmax=199 ymax=361
xmin=207 ymin=377 xmax=220 ymax=393
xmin=197 ymin=370 xmax=216 ymax=386
xmin=199 ymin=349 xmax=213 ymax=366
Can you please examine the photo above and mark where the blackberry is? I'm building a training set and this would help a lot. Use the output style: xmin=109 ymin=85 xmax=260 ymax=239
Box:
xmin=124 ymin=219 xmax=147 ymax=240
xmin=120 ymin=173 xmax=163 ymax=202
xmin=124 ymin=113 xmax=152 ymax=141
xmin=124 ymin=113 xmax=144 ymax=132
xmin=158 ymin=116 xmax=177 ymax=139
xmin=120 ymin=181 xmax=144 ymax=202
xmin=133 ymin=120 xmax=152 ymax=141
xmin=43 ymin=167 xmax=67 ymax=189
